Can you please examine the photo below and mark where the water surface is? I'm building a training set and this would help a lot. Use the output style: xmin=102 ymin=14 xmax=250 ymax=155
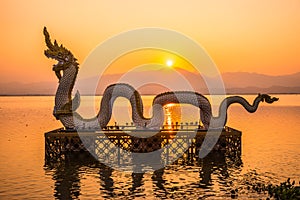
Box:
xmin=0 ymin=95 xmax=299 ymax=199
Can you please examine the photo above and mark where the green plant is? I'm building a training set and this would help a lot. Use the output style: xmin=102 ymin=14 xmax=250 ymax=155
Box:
xmin=266 ymin=178 xmax=300 ymax=200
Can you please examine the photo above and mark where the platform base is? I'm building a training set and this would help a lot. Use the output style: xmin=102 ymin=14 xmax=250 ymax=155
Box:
xmin=45 ymin=127 xmax=241 ymax=166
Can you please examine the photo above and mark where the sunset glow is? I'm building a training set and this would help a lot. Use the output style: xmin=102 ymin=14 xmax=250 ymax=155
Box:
xmin=0 ymin=1 xmax=299 ymax=85
xmin=102 ymin=49 xmax=196 ymax=75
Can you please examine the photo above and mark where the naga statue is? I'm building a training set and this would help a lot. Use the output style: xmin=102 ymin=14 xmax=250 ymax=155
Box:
xmin=43 ymin=27 xmax=278 ymax=130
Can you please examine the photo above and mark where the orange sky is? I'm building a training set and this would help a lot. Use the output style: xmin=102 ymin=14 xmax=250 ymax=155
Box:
xmin=0 ymin=1 xmax=300 ymax=83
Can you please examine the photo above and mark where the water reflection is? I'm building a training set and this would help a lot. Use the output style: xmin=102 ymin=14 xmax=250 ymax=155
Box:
xmin=99 ymin=164 xmax=114 ymax=198
xmin=199 ymin=151 xmax=242 ymax=188
xmin=44 ymin=150 xmax=242 ymax=199
xmin=130 ymin=168 xmax=167 ymax=199
xmin=45 ymin=153 xmax=97 ymax=199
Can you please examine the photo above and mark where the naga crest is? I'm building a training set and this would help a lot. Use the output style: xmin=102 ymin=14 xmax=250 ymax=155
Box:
xmin=43 ymin=27 xmax=78 ymax=80
xmin=258 ymin=94 xmax=279 ymax=103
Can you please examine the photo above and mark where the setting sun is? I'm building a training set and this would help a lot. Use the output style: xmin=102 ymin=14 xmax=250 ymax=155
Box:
xmin=166 ymin=59 xmax=173 ymax=67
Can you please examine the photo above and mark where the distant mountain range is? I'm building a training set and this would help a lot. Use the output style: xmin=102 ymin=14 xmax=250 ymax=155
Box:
xmin=1 ymin=71 xmax=299 ymax=95
xmin=222 ymin=72 xmax=300 ymax=94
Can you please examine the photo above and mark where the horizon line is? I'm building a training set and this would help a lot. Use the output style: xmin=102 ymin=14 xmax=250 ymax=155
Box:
xmin=0 ymin=92 xmax=299 ymax=97
xmin=1 ymin=70 xmax=300 ymax=84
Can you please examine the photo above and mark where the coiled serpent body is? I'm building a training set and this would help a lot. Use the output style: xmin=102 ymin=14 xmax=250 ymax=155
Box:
xmin=44 ymin=27 xmax=278 ymax=130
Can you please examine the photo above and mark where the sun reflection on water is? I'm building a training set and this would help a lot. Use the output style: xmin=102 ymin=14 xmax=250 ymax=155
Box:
xmin=163 ymin=103 xmax=206 ymax=131
xmin=164 ymin=103 xmax=181 ymax=130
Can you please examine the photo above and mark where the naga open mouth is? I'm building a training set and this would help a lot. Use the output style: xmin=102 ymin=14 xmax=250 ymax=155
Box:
xmin=45 ymin=52 xmax=66 ymax=67
xmin=51 ymin=59 xmax=65 ymax=69
xmin=45 ymin=55 xmax=65 ymax=80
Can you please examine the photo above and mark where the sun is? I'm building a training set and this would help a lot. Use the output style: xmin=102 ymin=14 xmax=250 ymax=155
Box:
xmin=166 ymin=59 xmax=173 ymax=67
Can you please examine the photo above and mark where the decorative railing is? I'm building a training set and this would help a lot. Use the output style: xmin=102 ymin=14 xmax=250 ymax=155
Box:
xmin=45 ymin=126 xmax=241 ymax=166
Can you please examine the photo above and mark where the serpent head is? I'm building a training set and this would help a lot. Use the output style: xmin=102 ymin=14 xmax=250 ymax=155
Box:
xmin=43 ymin=27 xmax=78 ymax=80
xmin=258 ymin=93 xmax=279 ymax=103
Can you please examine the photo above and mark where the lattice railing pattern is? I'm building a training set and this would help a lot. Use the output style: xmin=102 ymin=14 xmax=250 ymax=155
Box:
xmin=45 ymin=127 xmax=242 ymax=165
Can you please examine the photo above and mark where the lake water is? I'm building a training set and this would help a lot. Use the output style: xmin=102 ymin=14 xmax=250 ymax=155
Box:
xmin=0 ymin=95 xmax=299 ymax=199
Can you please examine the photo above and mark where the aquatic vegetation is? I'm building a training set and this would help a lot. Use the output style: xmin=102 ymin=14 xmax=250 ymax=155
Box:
xmin=251 ymin=178 xmax=300 ymax=200
xmin=266 ymin=178 xmax=300 ymax=200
